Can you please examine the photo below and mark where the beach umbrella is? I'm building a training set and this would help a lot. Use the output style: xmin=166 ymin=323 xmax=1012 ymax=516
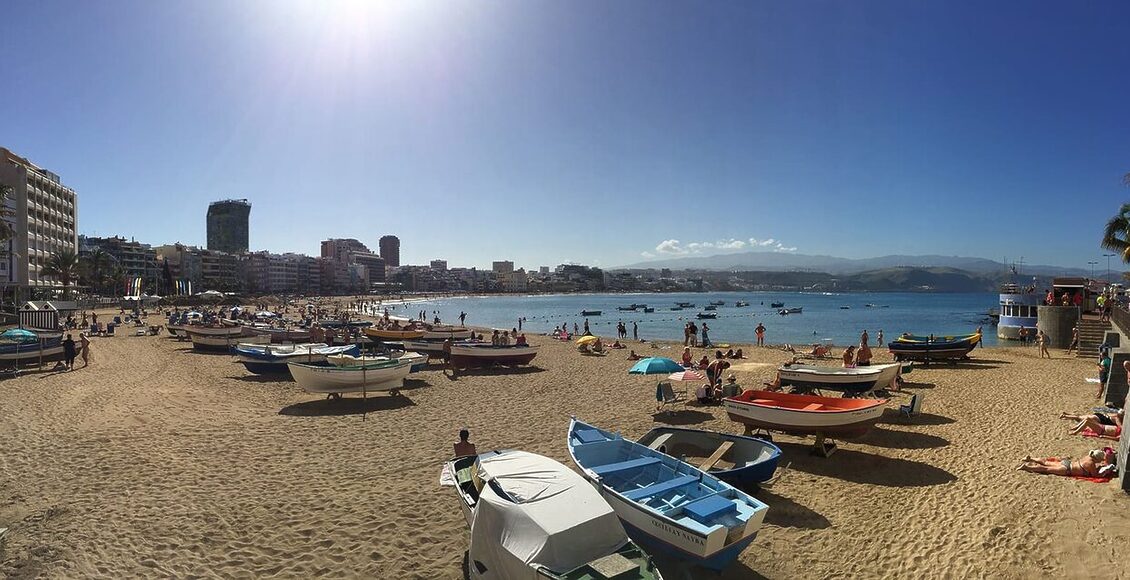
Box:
xmin=628 ymin=357 xmax=684 ymax=376
xmin=0 ymin=328 xmax=37 ymax=342
xmin=575 ymin=335 xmax=600 ymax=346
xmin=668 ymin=369 xmax=704 ymax=382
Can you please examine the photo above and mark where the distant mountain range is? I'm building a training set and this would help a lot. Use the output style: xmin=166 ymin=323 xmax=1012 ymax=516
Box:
xmin=619 ymin=251 xmax=1090 ymax=277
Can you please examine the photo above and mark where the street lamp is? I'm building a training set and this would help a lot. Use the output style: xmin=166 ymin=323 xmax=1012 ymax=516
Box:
xmin=1103 ymin=253 xmax=1116 ymax=280
xmin=1088 ymin=261 xmax=1099 ymax=278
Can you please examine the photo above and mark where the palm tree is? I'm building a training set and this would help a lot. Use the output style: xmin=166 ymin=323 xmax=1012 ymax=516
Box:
xmin=81 ymin=249 xmax=113 ymax=295
xmin=40 ymin=249 xmax=81 ymax=299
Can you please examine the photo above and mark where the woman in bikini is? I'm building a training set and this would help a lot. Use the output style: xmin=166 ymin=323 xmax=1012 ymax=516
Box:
xmin=1018 ymin=449 xmax=1106 ymax=477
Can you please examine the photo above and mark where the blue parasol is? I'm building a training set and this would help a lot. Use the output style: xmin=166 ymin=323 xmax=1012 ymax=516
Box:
xmin=628 ymin=357 xmax=684 ymax=375
xmin=0 ymin=328 xmax=38 ymax=343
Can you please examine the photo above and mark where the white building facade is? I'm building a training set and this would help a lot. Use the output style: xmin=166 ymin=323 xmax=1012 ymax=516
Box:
xmin=0 ymin=147 xmax=79 ymax=289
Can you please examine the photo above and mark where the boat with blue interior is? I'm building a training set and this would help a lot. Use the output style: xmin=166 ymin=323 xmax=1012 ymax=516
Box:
xmin=567 ymin=418 xmax=769 ymax=572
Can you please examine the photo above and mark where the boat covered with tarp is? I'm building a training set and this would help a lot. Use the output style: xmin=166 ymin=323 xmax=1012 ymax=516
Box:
xmin=442 ymin=449 xmax=662 ymax=580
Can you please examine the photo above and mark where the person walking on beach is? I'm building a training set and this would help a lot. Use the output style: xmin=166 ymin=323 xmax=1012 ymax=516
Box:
xmin=79 ymin=332 xmax=90 ymax=367
xmin=877 ymin=329 xmax=884 ymax=347
xmin=633 ymin=321 xmax=638 ymax=341
xmin=701 ymin=323 xmax=712 ymax=348
xmin=755 ymin=323 xmax=765 ymax=347
xmin=583 ymin=319 xmax=591 ymax=335
xmin=1037 ymin=330 xmax=1051 ymax=359
xmin=459 ymin=311 xmax=466 ymax=326
xmin=860 ymin=330 xmax=869 ymax=348
xmin=683 ymin=323 xmax=691 ymax=346
xmin=518 ymin=317 xmax=522 ymax=331
xmin=62 ymin=333 xmax=77 ymax=371
xmin=1067 ymin=326 xmax=1079 ymax=354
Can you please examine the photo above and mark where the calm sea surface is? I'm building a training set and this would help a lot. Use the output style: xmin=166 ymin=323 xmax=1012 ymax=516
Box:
xmin=383 ymin=291 xmax=1001 ymax=347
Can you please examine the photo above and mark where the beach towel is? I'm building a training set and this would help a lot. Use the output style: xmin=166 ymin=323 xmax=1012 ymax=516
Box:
xmin=1080 ymin=428 xmax=1120 ymax=440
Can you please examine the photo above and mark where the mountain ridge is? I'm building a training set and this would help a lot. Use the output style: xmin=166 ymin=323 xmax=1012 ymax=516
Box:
xmin=618 ymin=251 xmax=1090 ymax=277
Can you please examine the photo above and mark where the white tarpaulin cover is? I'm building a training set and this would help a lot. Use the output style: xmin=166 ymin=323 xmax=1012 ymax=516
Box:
xmin=469 ymin=450 xmax=629 ymax=579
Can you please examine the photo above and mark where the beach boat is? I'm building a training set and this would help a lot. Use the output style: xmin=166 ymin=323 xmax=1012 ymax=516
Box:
xmin=449 ymin=343 xmax=540 ymax=369
xmin=643 ymin=307 xmax=655 ymax=313
xmin=420 ymin=325 xmax=473 ymax=340
xmin=888 ymin=331 xmax=981 ymax=362
xmin=778 ymin=307 xmax=802 ymax=315
xmin=567 ymin=418 xmax=769 ymax=572
xmin=362 ymin=326 xmax=426 ymax=341
xmin=0 ymin=332 xmax=65 ymax=365
xmin=674 ymin=302 xmax=695 ymax=308
xmin=704 ymin=305 xmax=717 ymax=311
xmin=326 ymin=351 xmax=428 ymax=373
xmin=232 ymin=342 xmax=360 ymax=375
xmin=637 ymin=427 xmax=782 ymax=487
xmin=244 ymin=326 xmax=312 ymax=344
xmin=776 ymin=362 xmax=902 ymax=395
xmin=618 ymin=305 xmax=640 ymax=311
xmin=287 ymin=358 xmax=413 ymax=397
xmin=769 ymin=302 xmax=784 ymax=308
xmin=734 ymin=301 xmax=749 ymax=307
xmin=839 ymin=306 xmax=850 ymax=310
xmin=185 ymin=325 xmax=266 ymax=352
xmin=695 ymin=312 xmax=717 ymax=319
xmin=580 ymin=310 xmax=602 ymax=316
xmin=709 ymin=301 xmax=725 ymax=306
xmin=445 ymin=450 xmax=663 ymax=580
xmin=670 ymin=307 xmax=683 ymax=311
xmin=723 ymin=390 xmax=888 ymax=440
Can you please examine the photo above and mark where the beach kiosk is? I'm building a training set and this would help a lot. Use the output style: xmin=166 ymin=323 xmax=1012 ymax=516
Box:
xmin=19 ymin=301 xmax=78 ymax=331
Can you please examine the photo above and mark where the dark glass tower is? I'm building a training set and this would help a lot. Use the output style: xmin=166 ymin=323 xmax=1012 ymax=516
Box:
xmin=207 ymin=199 xmax=251 ymax=253
xmin=379 ymin=235 xmax=400 ymax=268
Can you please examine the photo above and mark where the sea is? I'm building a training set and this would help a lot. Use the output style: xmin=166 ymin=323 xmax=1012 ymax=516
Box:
xmin=378 ymin=291 xmax=1002 ymax=347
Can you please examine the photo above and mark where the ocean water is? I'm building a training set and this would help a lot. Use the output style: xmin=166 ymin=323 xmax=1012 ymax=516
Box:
xmin=379 ymin=291 xmax=1001 ymax=347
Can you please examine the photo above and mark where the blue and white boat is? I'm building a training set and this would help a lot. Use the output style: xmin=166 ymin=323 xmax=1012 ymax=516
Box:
xmin=997 ymin=282 xmax=1041 ymax=341
xmin=567 ymin=418 xmax=769 ymax=572
xmin=232 ymin=342 xmax=360 ymax=375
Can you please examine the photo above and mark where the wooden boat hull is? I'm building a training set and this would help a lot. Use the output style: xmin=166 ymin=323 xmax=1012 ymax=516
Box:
xmin=245 ymin=327 xmax=312 ymax=343
xmin=637 ymin=427 xmax=782 ymax=486
xmin=724 ymin=390 xmax=887 ymax=439
xmin=778 ymin=363 xmax=901 ymax=394
xmin=0 ymin=339 xmax=66 ymax=364
xmin=186 ymin=327 xmax=265 ymax=352
xmin=568 ymin=419 xmax=768 ymax=572
xmin=326 ymin=352 xmax=428 ymax=373
xmin=287 ymin=360 xmax=411 ymax=394
xmin=420 ymin=327 xmax=472 ymax=340
xmin=362 ymin=327 xmax=426 ymax=341
xmin=888 ymin=334 xmax=979 ymax=361
xmin=449 ymin=345 xmax=539 ymax=369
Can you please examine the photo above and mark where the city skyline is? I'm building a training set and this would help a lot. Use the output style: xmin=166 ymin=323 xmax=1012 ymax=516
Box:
xmin=4 ymin=1 xmax=1130 ymax=270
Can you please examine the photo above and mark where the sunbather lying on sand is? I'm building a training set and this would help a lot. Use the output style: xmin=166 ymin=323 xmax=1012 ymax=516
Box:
xmin=1066 ymin=409 xmax=1123 ymax=438
xmin=1017 ymin=448 xmax=1114 ymax=477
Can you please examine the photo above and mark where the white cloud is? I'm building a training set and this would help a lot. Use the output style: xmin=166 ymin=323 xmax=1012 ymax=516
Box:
xmin=655 ymin=239 xmax=688 ymax=255
xmin=647 ymin=236 xmax=797 ymax=259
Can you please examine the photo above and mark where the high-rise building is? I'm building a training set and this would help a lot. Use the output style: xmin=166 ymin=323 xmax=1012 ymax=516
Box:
xmin=379 ymin=235 xmax=400 ymax=268
xmin=430 ymin=260 xmax=447 ymax=271
xmin=492 ymin=261 xmax=514 ymax=274
xmin=0 ymin=147 xmax=79 ymax=289
xmin=321 ymin=238 xmax=370 ymax=261
xmin=206 ymin=199 xmax=250 ymax=254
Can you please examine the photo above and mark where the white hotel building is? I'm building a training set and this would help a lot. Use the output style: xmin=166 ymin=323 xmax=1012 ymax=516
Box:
xmin=0 ymin=147 xmax=79 ymax=289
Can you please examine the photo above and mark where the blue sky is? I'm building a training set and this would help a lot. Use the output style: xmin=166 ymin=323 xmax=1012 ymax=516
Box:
xmin=2 ymin=1 xmax=1128 ymax=270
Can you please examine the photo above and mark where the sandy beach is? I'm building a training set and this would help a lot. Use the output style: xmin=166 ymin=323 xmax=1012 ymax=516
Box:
xmin=2 ymin=308 xmax=1129 ymax=579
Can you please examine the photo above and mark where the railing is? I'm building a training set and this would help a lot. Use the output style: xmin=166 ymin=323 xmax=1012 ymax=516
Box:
xmin=1112 ymin=304 xmax=1130 ymax=339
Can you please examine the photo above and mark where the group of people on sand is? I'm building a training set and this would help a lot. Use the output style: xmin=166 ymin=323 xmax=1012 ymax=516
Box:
xmin=680 ymin=346 xmax=744 ymax=367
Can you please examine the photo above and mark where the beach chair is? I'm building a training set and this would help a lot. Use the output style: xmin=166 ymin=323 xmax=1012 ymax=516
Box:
xmin=900 ymin=393 xmax=924 ymax=417
xmin=106 ymin=324 xmax=115 ymax=336
xmin=656 ymin=381 xmax=685 ymax=411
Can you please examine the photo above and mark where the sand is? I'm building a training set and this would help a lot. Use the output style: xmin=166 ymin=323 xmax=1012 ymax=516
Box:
xmin=2 ymin=308 xmax=1129 ymax=579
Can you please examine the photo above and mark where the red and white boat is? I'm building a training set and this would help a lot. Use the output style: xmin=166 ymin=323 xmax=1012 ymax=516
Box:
xmin=449 ymin=344 xmax=539 ymax=369
xmin=724 ymin=390 xmax=888 ymax=439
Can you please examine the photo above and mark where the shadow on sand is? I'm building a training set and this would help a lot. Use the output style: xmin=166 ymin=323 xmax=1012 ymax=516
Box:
xmin=650 ymin=554 xmax=769 ymax=580
xmin=278 ymin=394 xmax=415 ymax=416
xmin=752 ymin=488 xmax=831 ymax=530
xmin=772 ymin=441 xmax=957 ymax=487
xmin=857 ymin=426 xmax=950 ymax=450
xmin=453 ymin=366 xmax=546 ymax=377
xmin=899 ymin=381 xmax=936 ymax=389
xmin=229 ymin=373 xmax=291 ymax=384
xmin=877 ymin=408 xmax=956 ymax=426
xmin=651 ymin=409 xmax=714 ymax=426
